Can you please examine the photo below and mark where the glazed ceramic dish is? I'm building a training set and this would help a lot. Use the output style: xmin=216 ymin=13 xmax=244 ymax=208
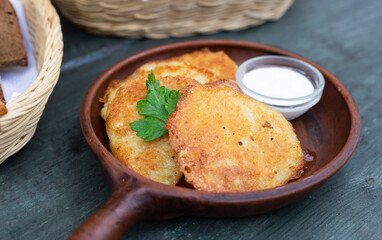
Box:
xmin=74 ymin=39 xmax=361 ymax=240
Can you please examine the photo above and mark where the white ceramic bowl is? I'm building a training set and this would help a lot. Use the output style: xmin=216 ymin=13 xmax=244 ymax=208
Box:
xmin=236 ymin=56 xmax=325 ymax=120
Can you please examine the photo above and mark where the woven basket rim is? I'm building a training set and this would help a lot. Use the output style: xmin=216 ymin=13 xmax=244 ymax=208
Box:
xmin=3 ymin=0 xmax=62 ymax=113
xmin=0 ymin=0 xmax=63 ymax=163
xmin=53 ymin=0 xmax=294 ymax=39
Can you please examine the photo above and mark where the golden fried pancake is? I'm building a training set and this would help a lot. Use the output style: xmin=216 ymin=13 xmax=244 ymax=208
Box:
xmin=100 ymin=58 xmax=217 ymax=120
xmin=134 ymin=58 xmax=217 ymax=84
xmin=166 ymin=83 xmax=304 ymax=192
xmin=100 ymin=80 xmax=120 ymax=120
xmin=100 ymin=49 xmax=238 ymax=119
xmin=101 ymin=49 xmax=239 ymax=185
xmin=210 ymin=79 xmax=243 ymax=94
xmin=179 ymin=48 xmax=238 ymax=80
xmin=105 ymin=72 xmax=201 ymax=185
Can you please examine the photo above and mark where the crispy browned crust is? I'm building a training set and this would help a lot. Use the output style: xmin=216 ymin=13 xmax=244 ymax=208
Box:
xmin=0 ymin=0 xmax=28 ymax=68
xmin=207 ymin=79 xmax=243 ymax=94
xmin=99 ymin=80 xmax=120 ymax=104
xmin=179 ymin=48 xmax=238 ymax=80
xmin=166 ymin=83 xmax=304 ymax=192
xmin=135 ymin=58 xmax=217 ymax=84
xmin=105 ymin=72 xmax=202 ymax=185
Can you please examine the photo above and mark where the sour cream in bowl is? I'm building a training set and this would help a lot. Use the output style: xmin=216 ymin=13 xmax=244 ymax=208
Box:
xmin=236 ymin=56 xmax=325 ymax=120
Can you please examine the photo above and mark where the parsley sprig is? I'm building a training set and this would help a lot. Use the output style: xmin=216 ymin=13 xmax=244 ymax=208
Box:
xmin=130 ymin=71 xmax=181 ymax=141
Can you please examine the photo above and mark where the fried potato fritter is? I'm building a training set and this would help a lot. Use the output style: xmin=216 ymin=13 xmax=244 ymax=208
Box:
xmin=101 ymin=50 xmax=238 ymax=185
xmin=100 ymin=49 xmax=238 ymax=120
xmin=166 ymin=83 xmax=304 ymax=192
xmin=100 ymin=58 xmax=217 ymax=120
xmin=105 ymin=72 xmax=202 ymax=185
xmin=179 ymin=48 xmax=238 ymax=80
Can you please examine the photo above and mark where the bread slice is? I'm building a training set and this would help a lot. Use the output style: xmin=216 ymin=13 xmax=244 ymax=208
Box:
xmin=0 ymin=0 xmax=28 ymax=68
xmin=0 ymin=102 xmax=7 ymax=117
xmin=0 ymin=76 xmax=7 ymax=116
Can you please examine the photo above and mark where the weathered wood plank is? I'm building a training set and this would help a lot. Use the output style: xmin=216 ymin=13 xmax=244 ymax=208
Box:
xmin=1 ymin=0 xmax=381 ymax=239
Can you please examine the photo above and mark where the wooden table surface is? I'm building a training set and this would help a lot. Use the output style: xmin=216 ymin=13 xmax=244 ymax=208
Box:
xmin=1 ymin=0 xmax=381 ymax=239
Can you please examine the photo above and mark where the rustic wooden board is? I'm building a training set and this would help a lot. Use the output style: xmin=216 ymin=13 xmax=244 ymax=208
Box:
xmin=0 ymin=0 xmax=381 ymax=239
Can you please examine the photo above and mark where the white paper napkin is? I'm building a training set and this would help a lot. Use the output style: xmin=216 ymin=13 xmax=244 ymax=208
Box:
xmin=0 ymin=0 xmax=38 ymax=104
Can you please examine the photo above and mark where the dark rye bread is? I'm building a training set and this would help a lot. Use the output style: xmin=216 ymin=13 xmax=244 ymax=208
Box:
xmin=0 ymin=81 xmax=4 ymax=104
xmin=0 ymin=77 xmax=7 ymax=116
xmin=0 ymin=0 xmax=28 ymax=68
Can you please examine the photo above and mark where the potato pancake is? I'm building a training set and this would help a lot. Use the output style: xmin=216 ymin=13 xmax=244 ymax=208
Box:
xmin=179 ymin=48 xmax=238 ymax=80
xmin=100 ymin=49 xmax=238 ymax=120
xmin=105 ymin=72 xmax=202 ymax=185
xmin=100 ymin=58 xmax=217 ymax=120
xmin=166 ymin=82 xmax=304 ymax=192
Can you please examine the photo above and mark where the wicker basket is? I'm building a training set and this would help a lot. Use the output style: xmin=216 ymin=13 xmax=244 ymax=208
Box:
xmin=53 ymin=0 xmax=294 ymax=38
xmin=0 ymin=0 xmax=63 ymax=163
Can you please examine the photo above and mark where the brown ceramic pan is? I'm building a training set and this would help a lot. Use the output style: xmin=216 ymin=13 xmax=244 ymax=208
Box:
xmin=74 ymin=39 xmax=361 ymax=239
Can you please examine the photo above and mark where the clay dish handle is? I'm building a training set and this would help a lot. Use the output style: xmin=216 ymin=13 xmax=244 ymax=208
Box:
xmin=69 ymin=181 xmax=153 ymax=240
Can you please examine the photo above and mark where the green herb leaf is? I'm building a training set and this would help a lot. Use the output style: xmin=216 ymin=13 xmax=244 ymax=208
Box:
xmin=129 ymin=71 xmax=181 ymax=141
xmin=165 ymin=90 xmax=182 ymax=115
xmin=130 ymin=117 xmax=168 ymax=142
